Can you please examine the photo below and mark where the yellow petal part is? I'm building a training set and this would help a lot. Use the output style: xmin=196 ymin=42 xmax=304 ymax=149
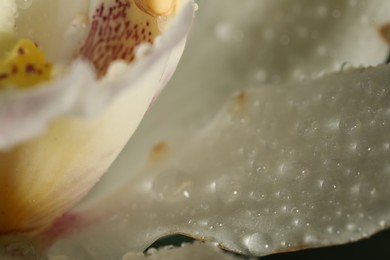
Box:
xmin=0 ymin=84 xmax=152 ymax=234
xmin=0 ymin=37 xmax=53 ymax=89
xmin=146 ymin=0 xmax=175 ymax=16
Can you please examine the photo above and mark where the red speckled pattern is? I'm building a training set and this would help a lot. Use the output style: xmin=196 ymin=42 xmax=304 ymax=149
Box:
xmin=77 ymin=0 xmax=160 ymax=77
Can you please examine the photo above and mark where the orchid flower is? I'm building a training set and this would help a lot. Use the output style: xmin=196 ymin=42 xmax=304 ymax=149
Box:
xmin=0 ymin=0 xmax=194 ymax=251
xmin=1 ymin=0 xmax=390 ymax=259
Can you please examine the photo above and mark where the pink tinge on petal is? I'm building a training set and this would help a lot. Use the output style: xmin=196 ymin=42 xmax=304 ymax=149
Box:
xmin=41 ymin=213 xmax=84 ymax=248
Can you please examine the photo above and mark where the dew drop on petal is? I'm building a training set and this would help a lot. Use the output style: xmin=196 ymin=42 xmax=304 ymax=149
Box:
xmin=339 ymin=117 xmax=361 ymax=134
xmin=302 ymin=234 xmax=319 ymax=247
xmin=243 ymin=233 xmax=274 ymax=255
xmin=65 ymin=14 xmax=89 ymax=37
xmin=215 ymin=175 xmax=242 ymax=204
xmin=215 ymin=21 xmax=243 ymax=43
xmin=378 ymin=220 xmax=386 ymax=228
xmin=152 ymin=170 xmax=193 ymax=202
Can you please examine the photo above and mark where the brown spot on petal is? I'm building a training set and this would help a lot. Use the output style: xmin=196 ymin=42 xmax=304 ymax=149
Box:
xmin=150 ymin=141 xmax=169 ymax=162
xmin=18 ymin=47 xmax=26 ymax=55
xmin=0 ymin=73 xmax=9 ymax=80
xmin=234 ymin=91 xmax=248 ymax=112
xmin=379 ymin=23 xmax=390 ymax=45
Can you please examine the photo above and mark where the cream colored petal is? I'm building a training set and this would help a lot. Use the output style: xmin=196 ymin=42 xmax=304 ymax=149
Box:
xmin=53 ymin=65 xmax=390 ymax=258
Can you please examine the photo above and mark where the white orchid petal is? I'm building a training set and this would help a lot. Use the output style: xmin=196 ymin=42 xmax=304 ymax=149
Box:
xmin=56 ymin=65 xmax=390 ymax=258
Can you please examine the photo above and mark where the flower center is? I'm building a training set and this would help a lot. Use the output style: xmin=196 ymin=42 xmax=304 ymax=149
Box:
xmin=0 ymin=33 xmax=53 ymax=89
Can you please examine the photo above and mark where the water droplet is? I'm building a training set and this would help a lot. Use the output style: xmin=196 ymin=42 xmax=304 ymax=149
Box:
xmin=317 ymin=179 xmax=325 ymax=189
xmin=215 ymin=175 xmax=242 ymax=203
xmin=326 ymin=226 xmax=334 ymax=234
xmin=251 ymin=69 xmax=268 ymax=83
xmin=280 ymin=160 xmax=310 ymax=179
xmin=249 ymin=190 xmax=267 ymax=202
xmin=146 ymin=248 xmax=158 ymax=256
xmin=317 ymin=5 xmax=328 ymax=16
xmin=16 ymin=0 xmax=32 ymax=9
xmin=355 ymin=140 xmax=374 ymax=157
xmin=379 ymin=220 xmax=386 ymax=228
xmin=251 ymin=158 xmax=270 ymax=175
xmin=244 ymin=233 xmax=274 ymax=255
xmin=215 ymin=22 xmax=243 ymax=42
xmin=193 ymin=3 xmax=199 ymax=11
xmin=304 ymin=235 xmax=318 ymax=244
xmin=297 ymin=119 xmax=319 ymax=138
xmin=346 ymin=223 xmax=356 ymax=231
xmin=321 ymin=88 xmax=338 ymax=105
xmin=339 ymin=117 xmax=361 ymax=134
xmin=152 ymin=170 xmax=193 ymax=202
xmin=292 ymin=218 xmax=301 ymax=227
xmin=350 ymin=184 xmax=360 ymax=194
